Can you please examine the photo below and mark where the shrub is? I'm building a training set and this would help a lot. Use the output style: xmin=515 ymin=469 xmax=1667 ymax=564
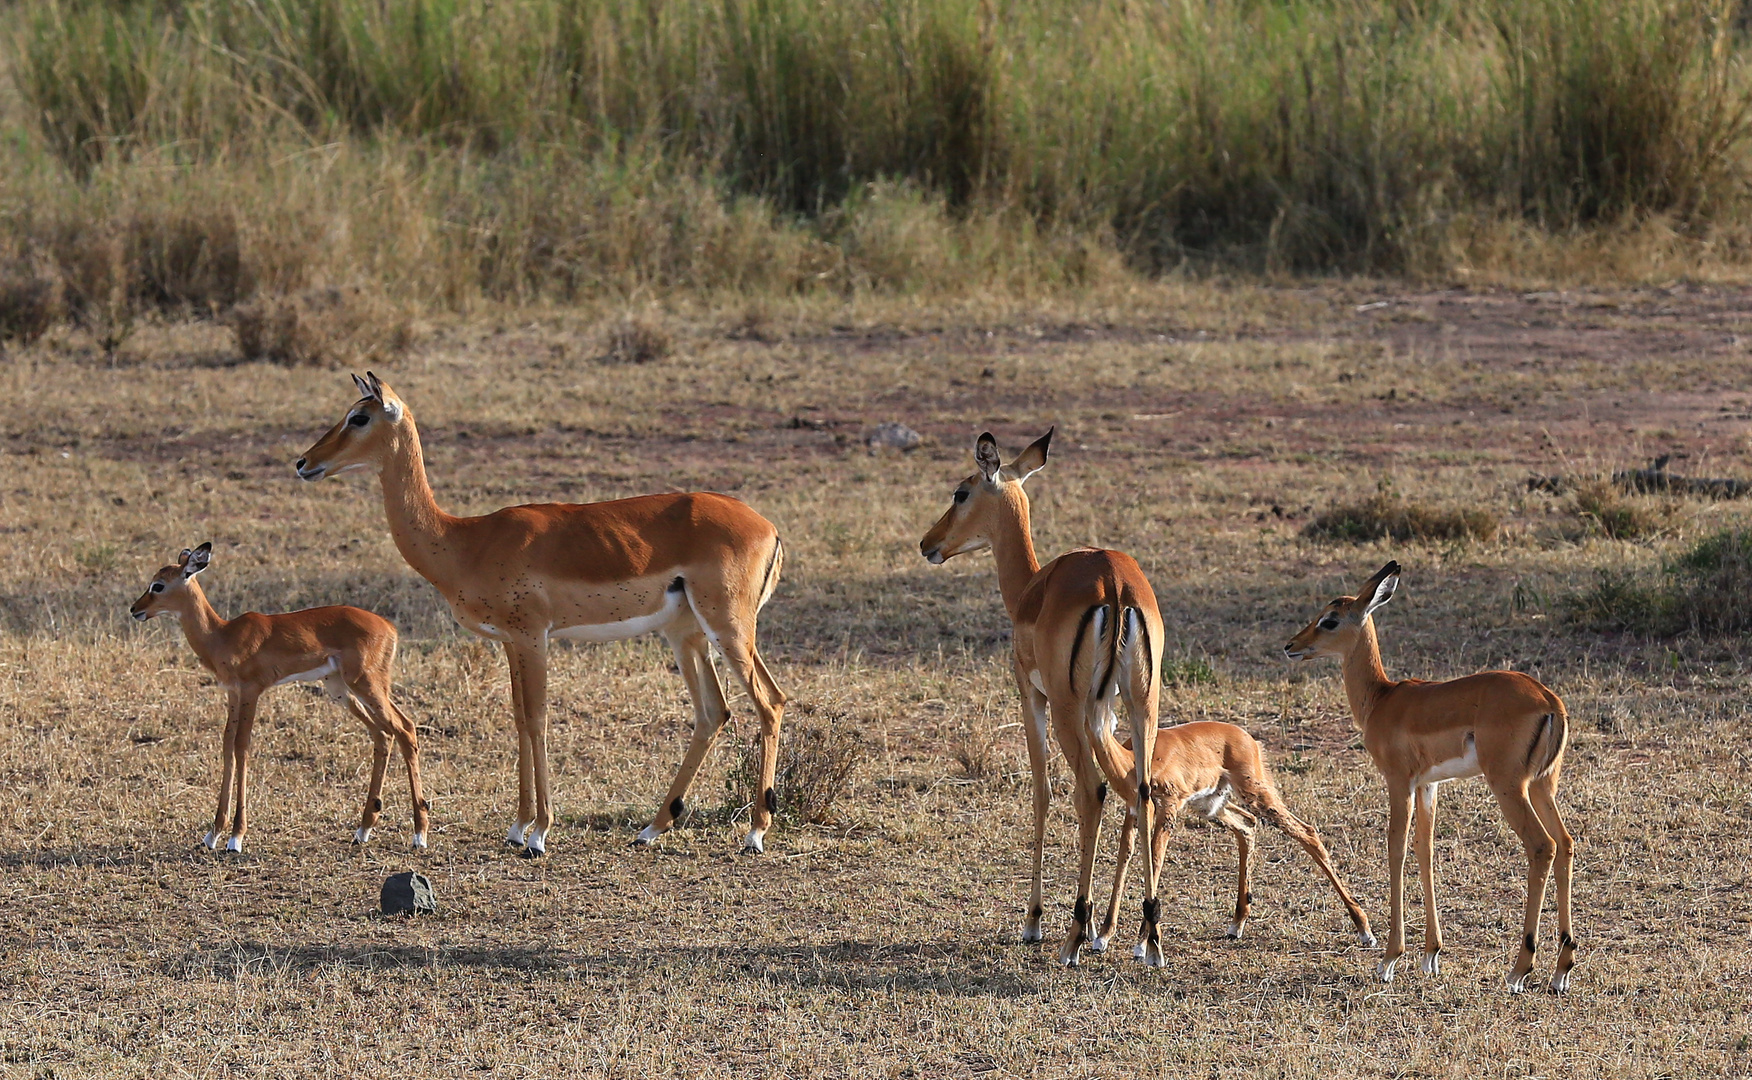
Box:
xmin=730 ymin=714 xmax=866 ymax=827
xmin=599 ymin=317 xmax=673 ymax=365
xmin=0 ymin=265 xmax=59 ymax=346
xmin=1304 ymin=492 xmax=1498 ymax=544
xmin=1569 ymin=478 xmax=1678 ymax=540
xmin=232 ymin=288 xmax=410 ymax=367
xmin=1568 ymin=528 xmax=1752 ymax=635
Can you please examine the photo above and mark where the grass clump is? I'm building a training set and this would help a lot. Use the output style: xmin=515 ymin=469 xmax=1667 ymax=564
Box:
xmin=599 ymin=317 xmax=673 ymax=365
xmin=1304 ymin=491 xmax=1498 ymax=544
xmin=1569 ymin=478 xmax=1679 ymax=540
xmin=1569 ymin=528 xmax=1752 ymax=635
xmin=731 ymin=714 xmax=866 ymax=828
xmin=232 ymin=288 xmax=411 ymax=367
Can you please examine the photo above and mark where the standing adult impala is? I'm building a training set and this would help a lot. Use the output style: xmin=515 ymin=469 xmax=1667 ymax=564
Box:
xmin=296 ymin=373 xmax=788 ymax=856
xmin=1285 ymin=561 xmax=1577 ymax=993
xmin=920 ymin=430 xmax=1166 ymax=967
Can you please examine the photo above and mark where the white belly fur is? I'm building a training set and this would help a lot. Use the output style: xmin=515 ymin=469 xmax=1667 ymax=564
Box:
xmin=274 ymin=657 xmax=340 ymax=687
xmin=549 ymin=587 xmax=687 ymax=644
xmin=1413 ymin=734 xmax=1482 ymax=788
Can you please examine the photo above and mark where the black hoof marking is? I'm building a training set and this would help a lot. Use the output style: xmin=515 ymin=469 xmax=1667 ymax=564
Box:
xmin=1524 ymin=933 xmax=1536 ymax=954
xmin=669 ymin=797 xmax=685 ymax=819
xmin=1073 ymin=897 xmax=1091 ymax=926
xmin=1029 ymin=904 xmax=1044 ymax=922
xmin=420 ymin=798 xmax=430 ymax=810
xmin=764 ymin=788 xmax=778 ymax=814
xmin=520 ymin=846 xmax=545 ymax=860
xmin=1095 ymin=781 xmax=1108 ymax=805
xmin=1139 ymin=781 xmax=1151 ymax=800
xmin=1244 ymin=891 xmax=1253 ymax=905
xmin=1560 ymin=932 xmax=1577 ymax=951
xmin=1142 ymin=898 xmax=1161 ymax=925
xmin=374 ymin=797 xmax=383 ymax=813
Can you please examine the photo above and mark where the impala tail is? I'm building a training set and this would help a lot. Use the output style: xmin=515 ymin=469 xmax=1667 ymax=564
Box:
xmin=1529 ymin=705 xmax=1568 ymax=780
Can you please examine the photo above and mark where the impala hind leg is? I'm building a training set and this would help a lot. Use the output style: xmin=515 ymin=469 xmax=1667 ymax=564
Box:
xmin=1056 ymin=751 xmax=1108 ymax=968
xmin=1097 ymin=803 xmax=1138 ymax=952
xmin=1494 ymin=781 xmax=1556 ymax=993
xmin=345 ymin=699 xmax=391 ymax=844
xmin=1216 ymin=804 xmax=1257 ymax=939
xmin=1530 ymin=773 xmax=1576 ymax=992
xmin=352 ymin=683 xmax=428 ymax=849
xmin=713 ymin=632 xmax=786 ymax=855
xmin=636 ymin=631 xmax=730 ymax=847
xmin=1249 ymin=793 xmax=1375 ymax=948
xmin=504 ymin=640 xmax=555 ymax=857
xmin=1020 ymin=686 xmax=1051 ymax=944
xmin=502 ymin=640 xmax=534 ymax=848
xmin=383 ymin=699 xmax=430 ymax=848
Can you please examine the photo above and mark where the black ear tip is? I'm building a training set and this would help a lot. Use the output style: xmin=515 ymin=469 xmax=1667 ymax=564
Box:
xmin=197 ymin=541 xmax=212 ymax=552
xmin=977 ymin=431 xmax=996 ymax=444
xmin=1384 ymin=560 xmax=1401 ymax=575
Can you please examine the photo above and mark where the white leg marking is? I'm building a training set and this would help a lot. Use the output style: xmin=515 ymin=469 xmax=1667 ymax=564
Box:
xmin=1421 ymin=951 xmax=1440 ymax=976
xmin=634 ymin=824 xmax=662 ymax=846
xmin=1226 ymin=921 xmax=1245 ymax=940
xmin=1021 ymin=922 xmax=1043 ymax=945
xmin=225 ymin=835 xmax=243 ymax=854
xmin=742 ymin=828 xmax=766 ymax=854
xmin=1379 ymin=957 xmax=1399 ymax=983
xmin=1140 ymin=940 xmax=1165 ymax=969
xmin=202 ymin=830 xmax=219 ymax=851
xmin=1506 ymin=971 xmax=1528 ymax=994
xmin=505 ymin=820 xmax=528 ymax=846
xmin=353 ymin=827 xmax=373 ymax=844
xmin=1359 ymin=930 xmax=1378 ymax=949
xmin=523 ymin=826 xmax=547 ymax=856
xmin=1087 ymin=932 xmax=1110 ymax=954
xmin=1131 ymin=940 xmax=1146 ymax=960
xmin=1550 ymin=969 xmax=1571 ymax=994
xmin=411 ymin=832 xmax=428 ymax=850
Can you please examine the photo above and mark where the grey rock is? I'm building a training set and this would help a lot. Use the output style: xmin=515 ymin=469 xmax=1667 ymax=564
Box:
xmin=866 ymin=422 xmax=922 ymax=452
xmin=381 ymin=871 xmax=436 ymax=916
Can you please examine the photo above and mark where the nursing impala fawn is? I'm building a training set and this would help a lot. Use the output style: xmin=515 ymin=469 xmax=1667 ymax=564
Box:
xmin=297 ymin=373 xmax=787 ymax=856
xmin=1100 ymin=721 xmax=1374 ymax=955
xmin=920 ymin=430 xmax=1166 ymax=966
xmin=1285 ymin=561 xmax=1577 ymax=993
xmin=130 ymin=543 xmax=429 ymax=851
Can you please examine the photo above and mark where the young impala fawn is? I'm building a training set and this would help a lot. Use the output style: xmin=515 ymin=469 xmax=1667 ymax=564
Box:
xmin=130 ymin=543 xmax=429 ymax=852
xmin=920 ymin=430 xmax=1166 ymax=967
xmin=1099 ymin=721 xmax=1374 ymax=954
xmin=1285 ymin=561 xmax=1577 ymax=993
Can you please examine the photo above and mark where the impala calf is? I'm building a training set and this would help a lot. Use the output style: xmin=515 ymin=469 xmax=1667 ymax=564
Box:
xmin=920 ymin=430 xmax=1165 ymax=967
xmin=296 ymin=373 xmax=787 ymax=856
xmin=130 ymin=543 xmax=429 ymax=852
xmin=1099 ymin=721 xmax=1374 ymax=953
xmin=1285 ymin=561 xmax=1577 ymax=993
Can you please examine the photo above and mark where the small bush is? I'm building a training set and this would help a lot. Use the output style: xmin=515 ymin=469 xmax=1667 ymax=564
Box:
xmin=600 ymin=317 xmax=672 ymax=365
xmin=1304 ymin=492 xmax=1498 ymax=544
xmin=1568 ymin=528 xmax=1752 ymax=635
xmin=1570 ymin=478 xmax=1677 ymax=540
xmin=232 ymin=288 xmax=410 ymax=367
xmin=1162 ymin=655 xmax=1216 ymax=687
xmin=731 ymin=714 xmax=866 ymax=827
xmin=0 ymin=266 xmax=59 ymax=345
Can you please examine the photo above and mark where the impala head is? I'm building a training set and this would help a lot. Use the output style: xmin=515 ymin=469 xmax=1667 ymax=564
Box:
xmin=130 ymin=542 xmax=212 ymax=621
xmin=1284 ymin=560 xmax=1400 ymax=661
xmin=919 ymin=429 xmax=1051 ymax=564
xmin=295 ymin=372 xmax=408 ymax=481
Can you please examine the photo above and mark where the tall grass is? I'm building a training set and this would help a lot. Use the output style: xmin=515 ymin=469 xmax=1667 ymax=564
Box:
xmin=3 ymin=0 xmax=1751 ymax=311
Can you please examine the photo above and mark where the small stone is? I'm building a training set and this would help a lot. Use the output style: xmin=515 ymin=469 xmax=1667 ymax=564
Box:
xmin=866 ymin=421 xmax=922 ymax=453
xmin=380 ymin=871 xmax=436 ymax=916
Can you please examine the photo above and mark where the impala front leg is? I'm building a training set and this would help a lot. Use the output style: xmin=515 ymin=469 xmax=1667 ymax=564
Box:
xmin=505 ymin=639 xmax=555 ymax=857
xmin=1380 ymin=784 xmax=1413 ymax=982
xmin=208 ymin=695 xmax=240 ymax=851
xmin=1019 ymin=684 xmax=1051 ymax=944
xmin=225 ymin=694 xmax=259 ymax=853
xmin=502 ymin=641 xmax=535 ymax=849
xmin=1415 ymin=783 xmax=1443 ymax=975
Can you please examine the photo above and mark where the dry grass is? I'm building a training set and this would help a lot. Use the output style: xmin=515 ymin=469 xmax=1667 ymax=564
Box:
xmin=1304 ymin=490 xmax=1501 ymax=545
xmin=231 ymin=288 xmax=413 ymax=368
xmin=3 ymin=281 xmax=1752 ymax=1075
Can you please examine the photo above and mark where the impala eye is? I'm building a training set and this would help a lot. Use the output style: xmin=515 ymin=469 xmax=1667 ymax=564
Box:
xmin=348 ymin=413 xmax=370 ymax=427
xmin=149 ymin=582 xmax=165 ymax=594
xmin=1318 ymin=617 xmax=1339 ymax=630
xmin=953 ymin=489 xmax=969 ymax=504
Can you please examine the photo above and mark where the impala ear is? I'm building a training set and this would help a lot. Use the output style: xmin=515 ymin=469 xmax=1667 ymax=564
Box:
xmin=1010 ymin=427 xmax=1052 ymax=484
xmin=974 ymin=432 xmax=1003 ymax=482
xmin=1361 ymin=560 xmax=1400 ymax=615
xmin=183 ymin=541 xmax=212 ymax=578
xmin=367 ymin=371 xmax=403 ymax=422
xmin=352 ymin=372 xmax=377 ymax=401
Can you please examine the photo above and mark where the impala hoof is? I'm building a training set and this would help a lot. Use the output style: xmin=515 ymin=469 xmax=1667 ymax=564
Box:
xmin=1131 ymin=941 xmax=1147 ymax=960
xmin=1506 ymin=971 xmax=1529 ymax=994
xmin=1378 ymin=957 xmax=1399 ymax=983
xmin=1140 ymin=941 xmax=1165 ymax=969
xmin=1358 ymin=930 xmax=1378 ymax=949
xmin=631 ymin=824 xmax=661 ymax=848
xmin=201 ymin=831 xmax=219 ymax=851
xmin=353 ymin=827 xmax=373 ymax=844
xmin=411 ymin=832 xmax=427 ymax=850
xmin=521 ymin=829 xmax=548 ymax=858
xmin=1550 ymin=968 xmax=1572 ymax=994
xmin=1420 ymin=952 xmax=1441 ymax=977
xmin=1225 ymin=921 xmax=1245 ymax=941
xmin=504 ymin=821 xmax=529 ymax=847
xmin=1020 ymin=925 xmax=1044 ymax=945
xmin=224 ymin=835 xmax=243 ymax=854
xmin=741 ymin=829 xmax=765 ymax=855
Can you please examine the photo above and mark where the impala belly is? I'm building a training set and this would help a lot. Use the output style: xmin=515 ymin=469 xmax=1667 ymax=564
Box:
xmin=1413 ymin=733 xmax=1481 ymax=788
xmin=273 ymin=656 xmax=340 ymax=687
xmin=549 ymin=582 xmax=687 ymax=644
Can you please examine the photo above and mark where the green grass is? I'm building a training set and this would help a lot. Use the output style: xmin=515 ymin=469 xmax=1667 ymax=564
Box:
xmin=1568 ymin=527 xmax=1752 ymax=635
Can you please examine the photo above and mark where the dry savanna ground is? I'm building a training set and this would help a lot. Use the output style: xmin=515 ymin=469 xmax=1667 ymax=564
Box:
xmin=3 ymin=282 xmax=1752 ymax=1077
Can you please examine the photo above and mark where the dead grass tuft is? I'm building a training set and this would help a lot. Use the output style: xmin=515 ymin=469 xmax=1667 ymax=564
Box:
xmin=1568 ymin=478 xmax=1680 ymax=540
xmin=1303 ymin=490 xmax=1498 ymax=544
xmin=600 ymin=317 xmax=673 ymax=365
xmin=0 ymin=264 xmax=59 ymax=345
xmin=231 ymin=288 xmax=411 ymax=367
xmin=732 ymin=714 xmax=866 ymax=827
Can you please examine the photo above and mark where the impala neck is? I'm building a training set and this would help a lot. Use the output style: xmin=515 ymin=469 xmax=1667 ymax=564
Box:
xmin=1341 ymin=616 xmax=1393 ymax=727
xmin=377 ymin=417 xmax=459 ymax=588
xmin=174 ymin=579 xmax=230 ymax=668
xmin=989 ymin=491 xmax=1042 ymax=620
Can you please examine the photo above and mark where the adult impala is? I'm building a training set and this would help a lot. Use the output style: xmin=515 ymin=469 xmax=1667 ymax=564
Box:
xmin=1100 ymin=721 xmax=1374 ymax=954
xmin=296 ymin=373 xmax=787 ymax=856
xmin=1285 ymin=561 xmax=1577 ymax=992
xmin=920 ymin=430 xmax=1165 ymax=967
xmin=130 ymin=542 xmax=428 ymax=851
